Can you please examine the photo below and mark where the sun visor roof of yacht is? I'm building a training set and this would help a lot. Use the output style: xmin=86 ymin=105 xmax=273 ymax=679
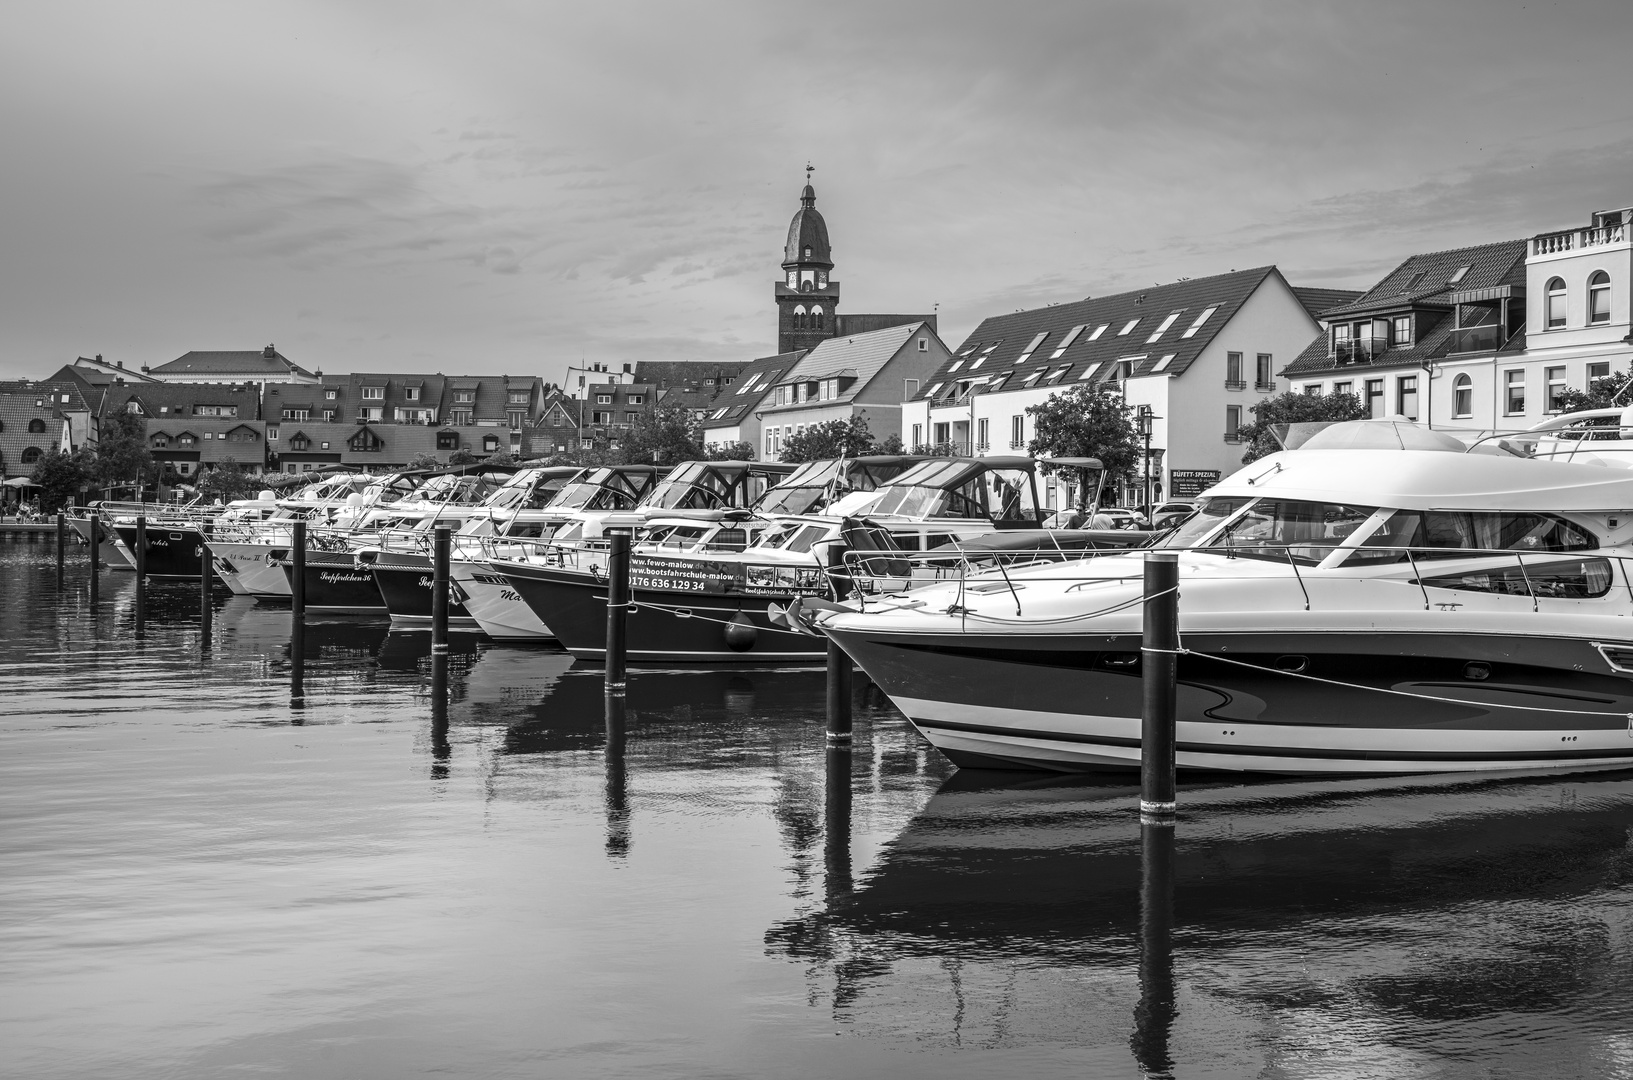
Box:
xmin=1290 ymin=420 xmax=1507 ymax=455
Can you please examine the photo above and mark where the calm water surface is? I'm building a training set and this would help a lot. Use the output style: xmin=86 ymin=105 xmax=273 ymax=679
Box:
xmin=5 ymin=546 xmax=1633 ymax=1078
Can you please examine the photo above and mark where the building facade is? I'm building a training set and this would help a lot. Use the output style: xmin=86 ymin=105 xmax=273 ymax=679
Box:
xmin=145 ymin=345 xmax=320 ymax=385
xmin=902 ymin=267 xmax=1336 ymax=507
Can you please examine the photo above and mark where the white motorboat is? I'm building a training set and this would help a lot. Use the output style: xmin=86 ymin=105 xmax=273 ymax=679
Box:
xmin=809 ymin=421 xmax=1633 ymax=775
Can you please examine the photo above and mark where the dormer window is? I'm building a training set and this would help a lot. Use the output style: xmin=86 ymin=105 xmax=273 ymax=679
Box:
xmin=455 ymin=390 xmax=475 ymax=403
xmin=803 ymin=246 xmax=812 ymax=258
xmin=508 ymin=391 xmax=529 ymax=404
xmin=404 ymin=387 xmax=420 ymax=402
xmin=361 ymin=386 xmax=385 ymax=400
xmin=324 ymin=389 xmax=338 ymax=399
xmin=1391 ymin=315 xmax=1412 ymax=346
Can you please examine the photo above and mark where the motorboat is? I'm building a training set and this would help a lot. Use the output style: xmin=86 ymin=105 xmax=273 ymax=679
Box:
xmin=449 ymin=464 xmax=666 ymax=640
xmin=805 ymin=421 xmax=1633 ymax=775
xmin=501 ymin=456 xmax=1141 ymax=663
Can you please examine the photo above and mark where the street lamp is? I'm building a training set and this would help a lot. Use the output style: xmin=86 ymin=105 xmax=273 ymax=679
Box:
xmin=1135 ymin=405 xmax=1161 ymax=515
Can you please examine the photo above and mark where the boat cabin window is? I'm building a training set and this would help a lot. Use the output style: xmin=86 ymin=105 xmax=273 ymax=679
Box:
xmin=1413 ymin=557 xmax=1613 ymax=599
xmin=1156 ymin=497 xmax=1251 ymax=550
xmin=501 ymin=521 xmax=553 ymax=539
xmin=645 ymin=524 xmax=711 ymax=549
xmin=1210 ymin=500 xmax=1377 ymax=565
xmin=708 ymin=529 xmax=748 ymax=552
xmin=758 ymin=523 xmax=830 ymax=553
xmin=1350 ymin=510 xmax=1598 ymax=564
xmin=646 ymin=464 xmax=738 ymax=509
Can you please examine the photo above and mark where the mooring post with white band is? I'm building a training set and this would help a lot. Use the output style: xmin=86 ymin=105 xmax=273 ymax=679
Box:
xmin=431 ymin=527 xmax=451 ymax=654
xmin=1140 ymin=551 xmax=1179 ymax=821
xmin=604 ymin=528 xmax=631 ymax=698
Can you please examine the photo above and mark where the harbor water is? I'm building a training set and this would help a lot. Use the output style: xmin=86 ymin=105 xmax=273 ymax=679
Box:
xmin=7 ymin=545 xmax=1633 ymax=1078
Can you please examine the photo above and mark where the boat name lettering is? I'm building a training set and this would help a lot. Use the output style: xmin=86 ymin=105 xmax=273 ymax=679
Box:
xmin=318 ymin=571 xmax=370 ymax=583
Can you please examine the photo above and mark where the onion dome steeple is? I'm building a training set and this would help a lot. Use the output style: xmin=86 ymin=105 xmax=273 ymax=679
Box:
xmin=782 ymin=167 xmax=833 ymax=271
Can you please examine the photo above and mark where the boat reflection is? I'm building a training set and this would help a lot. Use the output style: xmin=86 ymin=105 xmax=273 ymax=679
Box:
xmin=769 ymin=769 xmax=1633 ymax=1069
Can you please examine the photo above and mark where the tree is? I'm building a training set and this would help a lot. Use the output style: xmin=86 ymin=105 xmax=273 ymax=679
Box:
xmin=1556 ymin=370 xmax=1633 ymax=415
xmin=93 ymin=410 xmax=156 ymax=494
xmin=778 ymin=416 xmax=877 ymax=463
xmin=198 ymin=459 xmax=262 ymax=503
xmin=909 ymin=441 xmax=961 ymax=457
xmin=703 ymin=441 xmax=755 ymax=461
xmin=1235 ymin=390 xmax=1370 ymax=463
xmin=447 ymin=447 xmax=477 ymax=467
xmin=615 ymin=403 xmax=703 ymax=466
xmin=405 ymin=451 xmax=441 ymax=471
xmin=481 ymin=449 xmax=515 ymax=467
xmin=1025 ymin=385 xmax=1141 ymax=484
xmin=876 ymin=433 xmax=905 ymax=455
xmin=29 ymin=447 xmax=93 ymax=511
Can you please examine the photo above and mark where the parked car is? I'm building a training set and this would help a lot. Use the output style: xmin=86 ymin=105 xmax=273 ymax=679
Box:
xmin=1148 ymin=501 xmax=1198 ymax=530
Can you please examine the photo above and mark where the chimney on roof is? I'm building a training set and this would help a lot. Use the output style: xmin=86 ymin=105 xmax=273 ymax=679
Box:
xmin=315 ymin=369 xmax=322 ymax=377
xmin=96 ymin=354 xmax=103 ymax=362
xmin=263 ymin=343 xmax=276 ymax=359
xmin=140 ymin=365 xmax=150 ymax=374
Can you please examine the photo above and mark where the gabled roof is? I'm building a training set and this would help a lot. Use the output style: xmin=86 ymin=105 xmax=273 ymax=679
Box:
xmin=1292 ymin=287 xmax=1364 ymax=320
xmin=1318 ymin=240 xmax=1527 ymax=318
xmin=631 ymin=361 xmax=747 ymax=392
xmin=914 ymin=267 xmax=1289 ymax=401
xmin=149 ymin=348 xmax=316 ymax=379
xmin=700 ymin=349 xmax=807 ymax=430
xmin=100 ymin=381 xmax=260 ymax=419
xmin=0 ymin=389 xmax=67 ymax=473
xmin=767 ymin=322 xmax=928 ymax=410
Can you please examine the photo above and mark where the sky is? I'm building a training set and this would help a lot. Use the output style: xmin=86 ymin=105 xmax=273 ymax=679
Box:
xmin=2 ymin=0 xmax=1630 ymax=385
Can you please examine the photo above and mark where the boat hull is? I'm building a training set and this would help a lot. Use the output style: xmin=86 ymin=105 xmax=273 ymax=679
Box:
xmin=206 ymin=541 xmax=293 ymax=598
xmin=452 ymin=560 xmax=554 ymax=640
xmin=280 ymin=551 xmax=386 ymax=614
xmin=112 ymin=523 xmax=210 ymax=579
xmin=70 ymin=516 xmax=135 ymax=570
xmin=369 ymin=552 xmax=478 ymax=627
xmin=497 ymin=562 xmax=825 ymax=662
xmin=822 ymin=625 xmax=1633 ymax=775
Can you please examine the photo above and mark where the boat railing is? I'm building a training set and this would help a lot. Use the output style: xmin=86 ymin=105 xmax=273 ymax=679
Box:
xmin=835 ymin=541 xmax=1632 ymax=617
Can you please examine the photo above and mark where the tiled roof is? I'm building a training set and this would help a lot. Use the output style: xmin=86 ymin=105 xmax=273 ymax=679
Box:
xmin=268 ymin=420 xmax=518 ymax=466
xmin=765 ymin=322 xmax=927 ymax=411
xmin=146 ymin=419 xmax=266 ymax=464
xmin=1281 ymin=310 xmax=1528 ymax=376
xmin=1292 ymin=287 xmax=1364 ymax=320
xmin=700 ymin=350 xmax=805 ymax=430
xmin=913 ymin=267 xmax=1285 ymax=402
xmin=149 ymin=349 xmax=317 ymax=378
xmin=0 ymin=390 xmax=66 ymax=475
xmin=631 ymin=361 xmax=747 ymax=392
xmin=101 ymin=381 xmax=262 ymax=419
xmin=1318 ymin=240 xmax=1527 ymax=318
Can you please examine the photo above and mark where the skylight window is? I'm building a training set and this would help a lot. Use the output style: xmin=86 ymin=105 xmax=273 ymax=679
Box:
xmin=1399 ymin=271 xmax=1427 ymax=293
xmin=1180 ymin=307 xmax=1218 ymax=338
xmin=948 ymin=359 xmax=964 ymax=372
xmin=1145 ymin=311 xmax=1183 ymax=343
xmin=1049 ymin=325 xmax=1087 ymax=358
xmin=925 ymin=382 xmax=943 ymax=399
xmin=1014 ymin=331 xmax=1049 ymax=364
xmin=1448 ymin=265 xmax=1471 ymax=285
xmin=1045 ymin=364 xmax=1072 ymax=383
xmin=1152 ymin=354 xmax=1176 ymax=372
xmin=987 ymin=372 xmax=1012 ymax=392
xmin=959 ymin=346 xmax=977 ymax=357
xmin=1022 ymin=369 xmax=1045 ymax=386
xmin=735 ymin=373 xmax=762 ymax=395
xmin=980 ymin=341 xmax=1002 ymax=356
xmin=1086 ymin=324 xmax=1109 ymax=341
xmin=969 ymin=356 xmax=985 ymax=369
xmin=1118 ymin=318 xmax=1141 ymax=336
xmin=1078 ymin=362 xmax=1102 ymax=381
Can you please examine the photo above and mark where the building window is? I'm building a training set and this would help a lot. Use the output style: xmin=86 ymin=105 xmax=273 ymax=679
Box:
xmin=21 ymin=446 xmax=43 ymax=464
xmin=1181 ymin=308 xmax=1216 ymax=338
xmin=910 ymin=424 xmax=923 ymax=447
xmin=626 ymin=395 xmax=644 ymax=405
xmin=282 ymin=409 xmax=308 ymax=421
xmin=320 ymin=442 xmax=329 ymax=450
xmin=323 ymin=410 xmax=336 ymax=422
xmin=1589 ymin=361 xmax=1611 ymax=385
xmin=1333 ymin=381 xmax=1352 ymax=397
xmin=404 ymin=387 xmax=420 ymax=402
xmin=437 ymin=431 xmax=458 ymax=450
xmin=27 ymin=418 xmax=46 ymax=433
xmin=1546 ymin=277 xmax=1567 ymax=329
xmin=455 ymin=390 xmax=475 ymax=403
xmin=1225 ymin=352 xmax=1244 ymax=389
xmin=267 ymin=427 xmax=279 ymax=441
xmin=362 ymin=386 xmax=385 ymax=400
xmin=596 ymin=394 xmax=613 ymax=405
xmin=1589 ymin=271 xmax=1611 ymax=324
xmin=1304 ymin=384 xmax=1321 ymax=396
xmin=1505 ymin=369 xmax=1526 ymax=414
xmin=289 ymin=435 xmax=310 ymax=451
xmin=624 ymin=412 xmax=639 ymax=424
xmin=976 ymin=418 xmax=989 ymax=453
xmin=1397 ymin=375 xmax=1418 ymax=420
xmin=1255 ymin=354 xmax=1274 ymax=391
xmin=1011 ymin=414 xmax=1024 ymax=449
xmin=593 ymin=411 xmax=613 ymax=424
xmin=1224 ymin=405 xmax=1242 ymax=442
xmin=508 ymin=391 xmax=529 ymax=405
xmin=793 ymin=304 xmax=806 ymax=330
xmin=508 ymin=411 xmax=525 ymax=429
xmin=1365 ymin=379 xmax=1384 ymax=418
xmin=1391 ymin=315 xmax=1412 ymax=346
xmin=1546 ymin=366 xmax=1567 ymax=412
xmin=812 ymin=305 xmax=824 ymax=330
xmin=325 ymin=389 xmax=338 ymax=400
xmin=1452 ymin=374 xmax=1473 ymax=418
xmin=917 ymin=337 xmax=928 ymax=352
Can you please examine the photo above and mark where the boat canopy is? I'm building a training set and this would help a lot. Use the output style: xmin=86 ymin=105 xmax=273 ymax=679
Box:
xmin=1213 ymin=448 xmax=1633 ymax=513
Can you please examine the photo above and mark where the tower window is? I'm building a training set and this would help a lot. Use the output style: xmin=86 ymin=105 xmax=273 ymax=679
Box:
xmin=1589 ymin=271 xmax=1611 ymax=324
xmin=794 ymin=304 xmax=807 ymax=330
xmin=804 ymin=246 xmax=811 ymax=257
xmin=812 ymin=305 xmax=824 ymax=330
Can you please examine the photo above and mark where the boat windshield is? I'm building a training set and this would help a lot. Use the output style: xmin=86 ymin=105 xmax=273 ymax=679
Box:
xmin=1165 ymin=498 xmax=1378 ymax=565
xmin=753 ymin=521 xmax=832 ymax=553
xmin=550 ymin=469 xmax=645 ymax=511
xmin=646 ymin=463 xmax=736 ymax=510
xmin=1345 ymin=509 xmax=1599 ymax=564
xmin=1155 ymin=497 xmax=1250 ymax=550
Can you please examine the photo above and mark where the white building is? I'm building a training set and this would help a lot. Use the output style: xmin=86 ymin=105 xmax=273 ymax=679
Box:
xmin=902 ymin=267 xmax=1341 ymax=507
xmin=753 ymin=322 xmax=950 ymax=460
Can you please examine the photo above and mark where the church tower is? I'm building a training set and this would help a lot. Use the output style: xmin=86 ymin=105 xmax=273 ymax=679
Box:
xmin=775 ymin=170 xmax=839 ymax=354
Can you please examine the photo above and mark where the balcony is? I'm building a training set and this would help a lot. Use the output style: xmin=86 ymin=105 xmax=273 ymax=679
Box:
xmin=1446 ymin=323 xmax=1504 ymax=354
xmin=1255 ymin=380 xmax=1276 ymax=393
xmin=1223 ymin=431 xmax=1244 ymax=444
xmin=1333 ymin=336 xmax=1385 ymax=365
xmin=1533 ymin=223 xmax=1628 ymax=255
xmin=1225 ymin=378 xmax=1247 ymax=391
